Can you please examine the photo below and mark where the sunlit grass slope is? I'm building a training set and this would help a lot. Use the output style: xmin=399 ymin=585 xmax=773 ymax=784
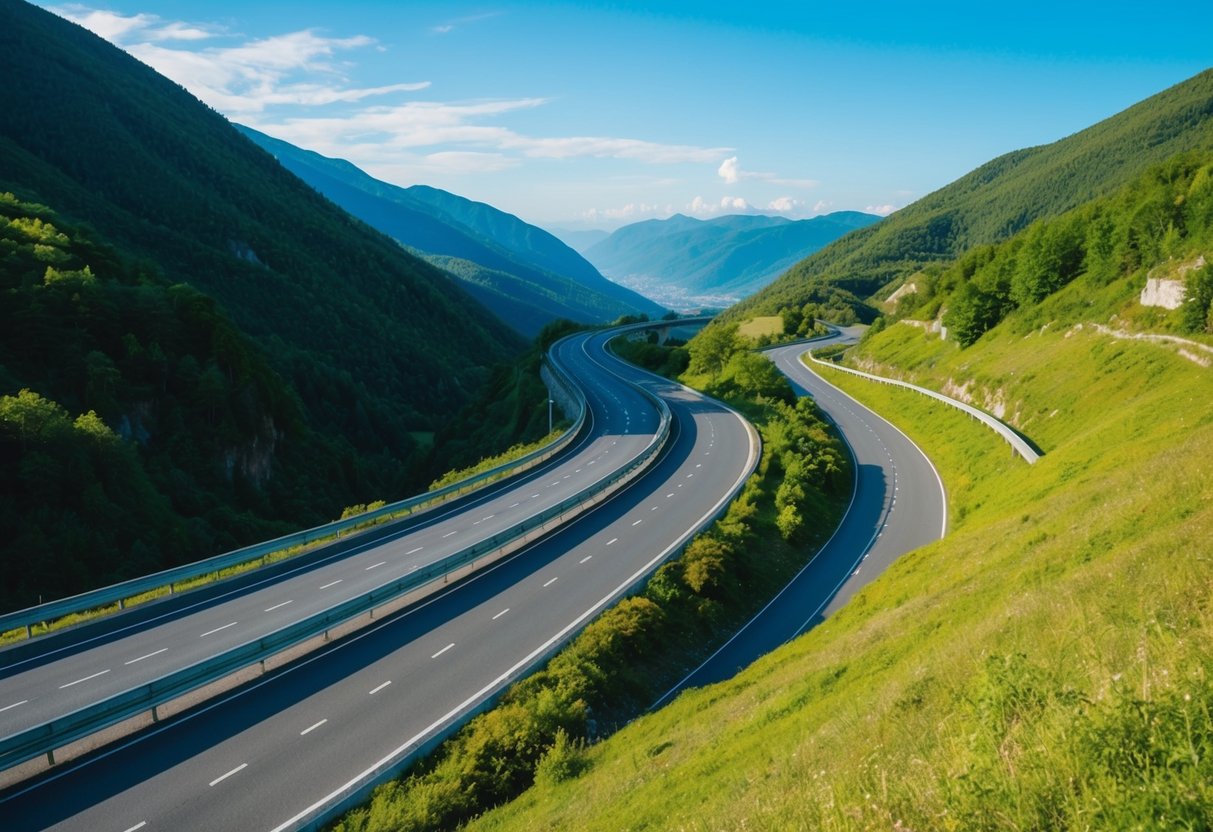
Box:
xmin=467 ymin=305 xmax=1213 ymax=830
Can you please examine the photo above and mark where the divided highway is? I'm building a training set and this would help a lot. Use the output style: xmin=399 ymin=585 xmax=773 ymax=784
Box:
xmin=0 ymin=326 xmax=758 ymax=831
xmin=658 ymin=327 xmax=946 ymax=698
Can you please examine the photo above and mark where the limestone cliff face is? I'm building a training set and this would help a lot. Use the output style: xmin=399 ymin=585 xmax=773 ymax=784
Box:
xmin=1140 ymin=254 xmax=1205 ymax=309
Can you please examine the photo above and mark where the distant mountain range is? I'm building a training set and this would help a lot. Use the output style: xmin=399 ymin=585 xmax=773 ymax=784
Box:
xmin=583 ymin=212 xmax=881 ymax=309
xmin=238 ymin=127 xmax=665 ymax=336
xmin=547 ymin=228 xmax=611 ymax=253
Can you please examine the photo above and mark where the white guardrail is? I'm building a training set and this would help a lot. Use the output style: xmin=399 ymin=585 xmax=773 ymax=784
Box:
xmin=805 ymin=349 xmax=1041 ymax=464
xmin=0 ymin=330 xmax=675 ymax=773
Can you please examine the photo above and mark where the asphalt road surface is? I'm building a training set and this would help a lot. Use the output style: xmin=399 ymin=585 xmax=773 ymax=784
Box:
xmin=656 ymin=327 xmax=946 ymax=701
xmin=0 ymin=326 xmax=758 ymax=832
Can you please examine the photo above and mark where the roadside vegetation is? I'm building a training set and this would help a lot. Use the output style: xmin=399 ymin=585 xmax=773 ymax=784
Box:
xmin=459 ymin=152 xmax=1213 ymax=832
xmin=327 ymin=330 xmax=852 ymax=832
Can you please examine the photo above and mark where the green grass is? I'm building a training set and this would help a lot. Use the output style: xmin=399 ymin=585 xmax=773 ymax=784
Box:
xmin=465 ymin=309 xmax=1213 ymax=831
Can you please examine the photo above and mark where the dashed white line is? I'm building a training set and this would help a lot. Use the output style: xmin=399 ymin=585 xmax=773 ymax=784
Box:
xmin=406 ymin=547 xmax=424 ymax=555
xmin=530 ymin=494 xmax=540 ymax=499
xmin=650 ymin=506 xmax=658 ymax=511
xmin=509 ymin=502 xmax=520 ymax=508
xmin=473 ymin=515 xmax=495 ymax=525
xmin=301 ymin=719 xmax=327 ymax=736
xmin=123 ymin=822 xmax=147 ymax=832
xmin=606 ymin=538 xmax=618 ymax=545
xmin=442 ymin=531 xmax=457 ymax=539
xmin=124 ymin=647 xmax=168 ymax=666
xmin=369 ymin=681 xmax=392 ymax=695
xmin=579 ymin=555 xmax=593 ymax=564
xmin=686 ymin=473 xmax=694 ymax=479
xmin=666 ymin=493 xmax=674 ymax=498
xmin=492 ymin=608 xmax=510 ymax=620
xmin=264 ymin=600 xmax=293 ymax=613
xmin=209 ymin=763 xmax=247 ymax=787
xmin=431 ymin=643 xmax=455 ymax=659
xmin=543 ymin=577 xmax=559 ymax=587
xmin=365 ymin=561 xmax=386 ymax=571
xmin=320 ymin=579 xmax=343 ymax=589
xmin=695 ymin=463 xmax=702 ymax=468
xmin=0 ymin=700 xmax=29 ymax=713
xmin=632 ymin=519 xmax=643 ymax=526
xmin=199 ymin=622 xmax=237 ymax=638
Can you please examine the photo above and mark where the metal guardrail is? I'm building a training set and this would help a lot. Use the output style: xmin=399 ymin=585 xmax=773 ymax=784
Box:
xmin=0 ymin=356 xmax=589 ymax=641
xmin=0 ymin=333 xmax=673 ymax=773
xmin=804 ymin=349 xmax=1041 ymax=464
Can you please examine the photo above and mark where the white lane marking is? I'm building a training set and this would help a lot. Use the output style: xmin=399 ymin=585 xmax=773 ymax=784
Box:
xmin=264 ymin=600 xmax=293 ymax=613
xmin=588 ymin=460 xmax=596 ymax=465
xmin=369 ymin=681 xmax=392 ymax=695
xmin=431 ymin=643 xmax=455 ymax=659
xmin=209 ymin=766 xmax=247 ymax=785
xmin=406 ymin=547 xmax=424 ymax=555
xmin=579 ymin=555 xmax=593 ymax=564
xmin=124 ymin=648 xmax=168 ymax=666
xmin=650 ymin=506 xmax=658 ymax=511
xmin=686 ymin=473 xmax=694 ymax=479
xmin=696 ymin=463 xmax=702 ymax=468
xmin=543 ymin=577 xmax=559 ymax=587
xmin=509 ymin=502 xmax=520 ymax=508
xmin=473 ymin=515 xmax=495 ymax=525
xmin=199 ymin=622 xmax=237 ymax=638
xmin=632 ymin=519 xmax=643 ymax=526
xmin=530 ymin=494 xmax=540 ymax=499
xmin=123 ymin=822 xmax=147 ymax=832
xmin=320 ymin=579 xmax=342 ymax=589
xmin=492 ymin=608 xmax=510 ymax=620
xmin=209 ymin=763 xmax=247 ymax=787
xmin=301 ymin=719 xmax=327 ymax=736
xmin=442 ymin=531 xmax=457 ymax=538
xmin=666 ymin=493 xmax=674 ymax=498
xmin=606 ymin=538 xmax=617 ymax=545
xmin=0 ymin=699 xmax=29 ymax=713
xmin=365 ymin=561 xmax=386 ymax=571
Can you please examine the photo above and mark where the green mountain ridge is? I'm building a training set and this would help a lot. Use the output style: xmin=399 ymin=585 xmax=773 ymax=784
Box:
xmin=0 ymin=0 xmax=526 ymax=607
xmin=584 ymin=211 xmax=881 ymax=302
xmin=728 ymin=67 xmax=1213 ymax=320
xmin=237 ymin=126 xmax=665 ymax=336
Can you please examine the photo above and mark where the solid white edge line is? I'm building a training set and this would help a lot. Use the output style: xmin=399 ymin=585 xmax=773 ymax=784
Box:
xmin=268 ymin=337 xmax=760 ymax=832
xmin=208 ymin=762 xmax=247 ymax=787
xmin=59 ymin=669 xmax=111 ymax=689
xmin=124 ymin=647 xmax=168 ymax=665
xmin=301 ymin=719 xmax=328 ymax=736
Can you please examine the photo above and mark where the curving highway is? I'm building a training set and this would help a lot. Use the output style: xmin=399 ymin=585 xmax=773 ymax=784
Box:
xmin=0 ymin=326 xmax=758 ymax=831
xmin=656 ymin=327 xmax=946 ymax=701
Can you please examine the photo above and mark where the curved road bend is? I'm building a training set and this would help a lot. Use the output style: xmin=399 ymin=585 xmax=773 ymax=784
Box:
xmin=1 ymin=327 xmax=759 ymax=832
xmin=0 ymin=333 xmax=661 ymax=749
xmin=657 ymin=327 xmax=945 ymax=701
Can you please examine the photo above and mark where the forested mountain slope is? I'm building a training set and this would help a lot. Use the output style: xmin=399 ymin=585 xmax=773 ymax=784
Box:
xmin=728 ymin=68 xmax=1213 ymax=321
xmin=238 ymin=126 xmax=665 ymax=336
xmin=0 ymin=0 xmax=527 ymax=608
xmin=0 ymin=0 xmax=522 ymax=449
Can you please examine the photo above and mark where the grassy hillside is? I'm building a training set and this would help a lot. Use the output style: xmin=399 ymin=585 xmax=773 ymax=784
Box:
xmin=0 ymin=0 xmax=522 ymax=460
xmin=461 ymin=155 xmax=1213 ymax=830
xmin=727 ymin=68 xmax=1213 ymax=321
xmin=238 ymin=126 xmax=664 ymax=336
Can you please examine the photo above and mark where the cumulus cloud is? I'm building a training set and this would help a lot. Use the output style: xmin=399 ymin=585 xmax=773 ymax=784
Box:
xmin=768 ymin=197 xmax=802 ymax=213
xmin=717 ymin=156 xmax=818 ymax=189
xmin=686 ymin=196 xmax=757 ymax=217
xmin=865 ymin=204 xmax=898 ymax=216
xmin=812 ymin=199 xmax=833 ymax=213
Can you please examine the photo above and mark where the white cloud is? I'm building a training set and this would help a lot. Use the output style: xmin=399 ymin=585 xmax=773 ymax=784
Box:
xmin=717 ymin=155 xmax=818 ymax=189
xmin=865 ymin=204 xmax=898 ymax=216
xmin=430 ymin=12 xmax=504 ymax=35
xmin=768 ymin=197 xmax=802 ymax=213
xmin=581 ymin=202 xmax=670 ymax=223
xmin=812 ymin=199 xmax=833 ymax=213
xmin=686 ymin=195 xmax=757 ymax=217
xmin=49 ymin=5 xmax=221 ymax=43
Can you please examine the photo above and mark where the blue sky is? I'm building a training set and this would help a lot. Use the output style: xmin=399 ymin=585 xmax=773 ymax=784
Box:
xmin=44 ymin=1 xmax=1213 ymax=230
